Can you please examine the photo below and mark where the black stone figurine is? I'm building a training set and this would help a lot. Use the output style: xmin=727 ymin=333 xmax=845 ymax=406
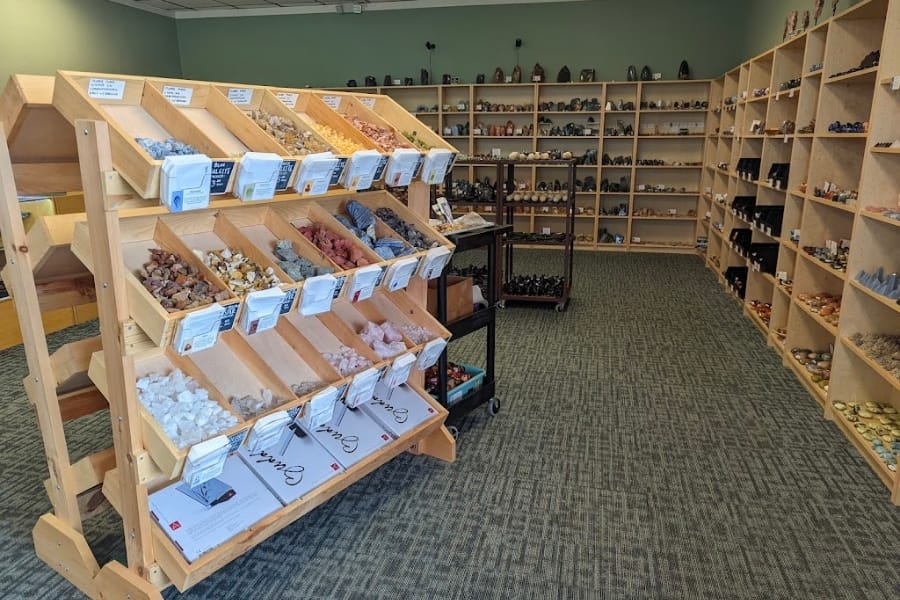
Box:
xmin=678 ymin=60 xmax=690 ymax=80
xmin=627 ymin=65 xmax=637 ymax=81
xmin=640 ymin=65 xmax=652 ymax=81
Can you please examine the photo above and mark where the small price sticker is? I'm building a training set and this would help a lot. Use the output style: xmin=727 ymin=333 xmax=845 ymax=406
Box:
xmin=227 ymin=88 xmax=253 ymax=105
xmin=321 ymin=95 xmax=341 ymax=110
xmin=162 ymin=85 xmax=193 ymax=106
xmin=275 ymin=92 xmax=298 ymax=108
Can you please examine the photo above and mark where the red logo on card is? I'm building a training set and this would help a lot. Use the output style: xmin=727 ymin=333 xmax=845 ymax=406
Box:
xmin=170 ymin=521 xmax=181 ymax=531
xmin=331 ymin=463 xmax=340 ymax=471
xmin=381 ymin=434 xmax=390 ymax=440
xmin=428 ymin=408 xmax=435 ymax=413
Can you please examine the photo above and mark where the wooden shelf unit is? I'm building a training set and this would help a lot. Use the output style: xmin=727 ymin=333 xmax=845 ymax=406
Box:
xmin=332 ymin=79 xmax=713 ymax=254
xmin=0 ymin=75 xmax=460 ymax=599
xmin=700 ymin=0 xmax=900 ymax=503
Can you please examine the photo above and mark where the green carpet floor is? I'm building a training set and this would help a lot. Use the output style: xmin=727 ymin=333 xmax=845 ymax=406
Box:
xmin=0 ymin=251 xmax=898 ymax=599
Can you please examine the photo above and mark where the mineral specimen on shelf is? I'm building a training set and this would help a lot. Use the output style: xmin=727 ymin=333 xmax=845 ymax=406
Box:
xmin=359 ymin=321 xmax=407 ymax=358
xmin=832 ymin=399 xmax=900 ymax=470
xmin=291 ymin=381 xmax=322 ymax=396
xmin=855 ymin=267 xmax=900 ymax=300
xmin=346 ymin=116 xmax=413 ymax=152
xmin=201 ymin=248 xmax=281 ymax=296
xmin=424 ymin=362 xmax=473 ymax=395
xmin=400 ymin=323 xmax=433 ymax=345
xmin=273 ymin=239 xmax=333 ymax=282
xmin=250 ymin=109 xmax=330 ymax=155
xmin=230 ymin=388 xmax=288 ymax=419
xmin=849 ymin=333 xmax=900 ymax=379
xmin=134 ymin=137 xmax=200 ymax=160
xmin=139 ymin=248 xmax=230 ymax=312
xmin=310 ymin=123 xmax=364 ymax=154
xmin=334 ymin=201 xmax=416 ymax=260
xmin=323 ymin=345 xmax=373 ymax=376
xmin=374 ymin=207 xmax=439 ymax=250
xmin=137 ymin=369 xmax=238 ymax=449
xmin=403 ymin=130 xmax=434 ymax=150
xmin=296 ymin=223 xmax=370 ymax=270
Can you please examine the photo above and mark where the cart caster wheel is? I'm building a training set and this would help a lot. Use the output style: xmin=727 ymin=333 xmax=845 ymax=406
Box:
xmin=447 ymin=425 xmax=459 ymax=440
xmin=487 ymin=397 xmax=500 ymax=416
xmin=497 ymin=301 xmax=506 ymax=309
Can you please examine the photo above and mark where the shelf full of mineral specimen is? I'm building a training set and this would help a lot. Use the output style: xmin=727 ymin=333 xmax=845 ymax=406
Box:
xmin=51 ymin=72 xmax=459 ymax=204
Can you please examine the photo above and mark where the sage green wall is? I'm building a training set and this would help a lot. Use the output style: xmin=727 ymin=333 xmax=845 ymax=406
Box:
xmin=176 ymin=0 xmax=747 ymax=87
xmin=739 ymin=0 xmax=861 ymax=61
xmin=0 ymin=0 xmax=180 ymax=87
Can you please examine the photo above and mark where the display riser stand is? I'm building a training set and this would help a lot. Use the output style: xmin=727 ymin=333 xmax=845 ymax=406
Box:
xmin=0 ymin=115 xmax=458 ymax=598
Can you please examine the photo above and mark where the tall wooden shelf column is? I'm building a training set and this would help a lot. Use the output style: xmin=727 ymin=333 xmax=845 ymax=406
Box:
xmin=0 ymin=106 xmax=455 ymax=597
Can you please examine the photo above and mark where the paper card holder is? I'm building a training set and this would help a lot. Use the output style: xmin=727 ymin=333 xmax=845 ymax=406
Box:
xmin=181 ymin=435 xmax=230 ymax=487
xmin=418 ymin=246 xmax=452 ymax=280
xmin=384 ymin=256 xmax=420 ymax=292
xmin=298 ymin=274 xmax=338 ymax=316
xmin=384 ymin=148 xmax=423 ymax=188
xmin=173 ymin=303 xmax=227 ymax=355
xmin=294 ymin=152 xmax=340 ymax=196
xmin=342 ymin=150 xmax=383 ymax=191
xmin=236 ymin=152 xmax=283 ymax=202
xmin=344 ymin=366 xmax=383 ymax=409
xmin=298 ymin=385 xmax=339 ymax=430
xmin=382 ymin=353 xmax=416 ymax=388
xmin=416 ymin=338 xmax=447 ymax=370
xmin=245 ymin=411 xmax=291 ymax=453
xmin=240 ymin=287 xmax=288 ymax=335
xmin=345 ymin=264 xmax=384 ymax=303
xmin=161 ymin=155 xmax=212 ymax=212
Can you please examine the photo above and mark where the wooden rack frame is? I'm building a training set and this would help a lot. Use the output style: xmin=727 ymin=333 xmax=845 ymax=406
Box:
xmin=0 ymin=109 xmax=456 ymax=597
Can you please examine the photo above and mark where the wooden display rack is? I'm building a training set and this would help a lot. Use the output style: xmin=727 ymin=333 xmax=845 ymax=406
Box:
xmin=701 ymin=0 xmax=900 ymax=503
xmin=0 ymin=73 xmax=458 ymax=597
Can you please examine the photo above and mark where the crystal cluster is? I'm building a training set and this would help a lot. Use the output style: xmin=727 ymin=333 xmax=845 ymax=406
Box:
xmin=346 ymin=116 xmax=412 ymax=152
xmin=310 ymin=123 xmax=363 ymax=154
xmin=250 ymin=110 xmax=330 ymax=155
xmin=856 ymin=268 xmax=900 ymax=300
xmin=375 ymin=207 xmax=438 ymax=250
xmin=334 ymin=201 xmax=415 ymax=260
xmin=359 ymin=321 xmax=407 ymax=358
xmin=273 ymin=239 xmax=334 ymax=282
xmin=137 ymin=370 xmax=238 ymax=449
xmin=230 ymin=388 xmax=288 ymax=419
xmin=291 ymin=381 xmax=322 ymax=396
xmin=323 ymin=345 xmax=373 ymax=376
xmin=296 ymin=223 xmax=371 ymax=269
xmin=135 ymin=137 xmax=200 ymax=160
xmin=401 ymin=323 xmax=433 ymax=345
xmin=832 ymin=400 xmax=900 ymax=471
xmin=200 ymin=248 xmax=280 ymax=296
xmin=139 ymin=248 xmax=230 ymax=312
xmin=850 ymin=333 xmax=900 ymax=380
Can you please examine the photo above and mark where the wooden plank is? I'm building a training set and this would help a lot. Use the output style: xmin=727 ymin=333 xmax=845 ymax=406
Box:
xmin=12 ymin=162 xmax=82 ymax=194
xmin=76 ymin=118 xmax=157 ymax=577
xmin=32 ymin=513 xmax=101 ymax=599
xmin=58 ymin=387 xmax=108 ymax=422
xmin=0 ymin=299 xmax=76 ymax=351
xmin=0 ymin=125 xmax=83 ymax=528
xmin=95 ymin=561 xmax=163 ymax=600
xmin=408 ymin=425 xmax=456 ymax=462
xmin=34 ymin=275 xmax=96 ymax=312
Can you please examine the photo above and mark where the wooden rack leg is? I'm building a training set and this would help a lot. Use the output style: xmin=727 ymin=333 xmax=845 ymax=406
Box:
xmin=75 ymin=119 xmax=162 ymax=599
xmin=404 ymin=180 xmax=456 ymax=463
xmin=0 ymin=128 xmax=83 ymax=529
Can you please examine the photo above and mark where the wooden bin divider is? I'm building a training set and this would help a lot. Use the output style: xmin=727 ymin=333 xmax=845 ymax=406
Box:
xmin=143 ymin=78 xmax=295 ymax=192
xmin=319 ymin=93 xmax=416 ymax=154
xmin=234 ymin=324 xmax=342 ymax=400
xmin=335 ymin=91 xmax=456 ymax=153
xmin=280 ymin=309 xmax=383 ymax=371
xmin=88 ymin=347 xmax=248 ymax=480
xmin=216 ymin=204 xmax=343 ymax=295
xmin=71 ymin=215 xmax=242 ymax=348
xmin=53 ymin=71 xmax=240 ymax=199
xmin=323 ymin=297 xmax=421 ymax=361
xmin=186 ymin=328 xmax=307 ymax=419
xmin=272 ymin=200 xmax=388 ymax=292
xmin=311 ymin=194 xmax=420 ymax=260
xmin=277 ymin=89 xmax=381 ymax=156
xmin=345 ymin=189 xmax=455 ymax=251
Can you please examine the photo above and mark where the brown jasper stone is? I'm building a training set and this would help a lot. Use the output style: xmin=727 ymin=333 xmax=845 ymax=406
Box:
xmin=139 ymin=248 xmax=228 ymax=312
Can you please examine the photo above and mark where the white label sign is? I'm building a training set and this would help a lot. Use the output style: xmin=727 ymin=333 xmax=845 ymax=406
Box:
xmin=162 ymin=85 xmax=194 ymax=106
xmin=87 ymin=78 xmax=125 ymax=100
xmin=321 ymin=95 xmax=342 ymax=110
xmin=173 ymin=302 xmax=226 ymax=355
xmin=227 ymin=88 xmax=253 ymax=105
xmin=359 ymin=97 xmax=376 ymax=109
xmin=275 ymin=92 xmax=298 ymax=108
